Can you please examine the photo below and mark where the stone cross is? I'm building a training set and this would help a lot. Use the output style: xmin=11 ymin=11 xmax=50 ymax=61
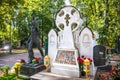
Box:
xmin=65 ymin=14 xmax=70 ymax=26
xmin=55 ymin=6 xmax=83 ymax=49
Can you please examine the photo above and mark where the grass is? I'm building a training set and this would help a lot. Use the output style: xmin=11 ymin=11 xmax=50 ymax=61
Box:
xmin=0 ymin=73 xmax=29 ymax=80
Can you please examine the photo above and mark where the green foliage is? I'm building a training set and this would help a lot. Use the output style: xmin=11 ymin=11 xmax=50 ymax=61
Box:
xmin=0 ymin=73 xmax=28 ymax=80
xmin=73 ymin=0 xmax=120 ymax=48
xmin=0 ymin=0 xmax=119 ymax=48
xmin=0 ymin=65 xmax=10 ymax=76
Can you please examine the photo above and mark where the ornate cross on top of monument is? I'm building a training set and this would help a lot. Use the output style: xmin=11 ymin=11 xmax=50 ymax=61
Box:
xmin=65 ymin=14 xmax=70 ymax=26
xmin=55 ymin=6 xmax=83 ymax=49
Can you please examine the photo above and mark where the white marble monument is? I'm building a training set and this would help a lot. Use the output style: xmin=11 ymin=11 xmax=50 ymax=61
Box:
xmin=48 ymin=4 xmax=98 ymax=77
xmin=49 ymin=6 xmax=83 ymax=77
xmin=55 ymin=6 xmax=83 ymax=49
xmin=48 ymin=29 xmax=57 ymax=64
xmin=79 ymin=27 xmax=96 ymax=75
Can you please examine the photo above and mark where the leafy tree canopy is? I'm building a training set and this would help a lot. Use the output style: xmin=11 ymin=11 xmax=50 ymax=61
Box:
xmin=0 ymin=0 xmax=119 ymax=48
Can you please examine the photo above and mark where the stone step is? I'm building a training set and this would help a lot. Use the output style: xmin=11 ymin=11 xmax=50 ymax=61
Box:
xmin=30 ymin=71 xmax=94 ymax=80
xmin=19 ymin=74 xmax=30 ymax=79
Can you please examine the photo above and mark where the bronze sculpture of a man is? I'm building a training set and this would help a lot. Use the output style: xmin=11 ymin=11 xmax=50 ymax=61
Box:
xmin=27 ymin=16 xmax=44 ymax=63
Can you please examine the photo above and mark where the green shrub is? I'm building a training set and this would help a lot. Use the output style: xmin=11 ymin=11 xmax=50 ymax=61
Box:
xmin=0 ymin=65 xmax=10 ymax=76
xmin=2 ymin=65 xmax=10 ymax=76
xmin=0 ymin=73 xmax=29 ymax=80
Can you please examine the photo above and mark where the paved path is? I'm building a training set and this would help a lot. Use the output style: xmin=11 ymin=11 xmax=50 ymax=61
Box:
xmin=0 ymin=50 xmax=41 ymax=68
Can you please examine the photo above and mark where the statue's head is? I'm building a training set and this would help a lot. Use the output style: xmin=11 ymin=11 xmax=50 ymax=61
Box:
xmin=32 ymin=15 xmax=35 ymax=21
xmin=32 ymin=15 xmax=36 ymax=26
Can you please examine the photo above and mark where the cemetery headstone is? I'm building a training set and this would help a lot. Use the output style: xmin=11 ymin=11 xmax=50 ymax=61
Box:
xmin=116 ymin=36 xmax=120 ymax=53
xmin=50 ymin=6 xmax=83 ymax=77
xmin=93 ymin=45 xmax=106 ymax=66
xmin=79 ymin=27 xmax=93 ymax=61
xmin=79 ymin=27 xmax=95 ymax=75
xmin=48 ymin=29 xmax=57 ymax=64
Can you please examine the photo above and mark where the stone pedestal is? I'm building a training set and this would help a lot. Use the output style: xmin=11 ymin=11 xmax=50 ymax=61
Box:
xmin=20 ymin=64 xmax=46 ymax=76
xmin=51 ymin=49 xmax=79 ymax=77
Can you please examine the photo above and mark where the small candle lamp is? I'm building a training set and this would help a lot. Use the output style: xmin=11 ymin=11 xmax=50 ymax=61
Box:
xmin=83 ymin=58 xmax=90 ymax=79
xmin=44 ymin=55 xmax=50 ymax=71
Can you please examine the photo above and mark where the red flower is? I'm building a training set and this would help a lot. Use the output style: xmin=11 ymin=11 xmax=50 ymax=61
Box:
xmin=77 ymin=57 xmax=80 ymax=61
xmin=84 ymin=57 xmax=86 ymax=60
xmin=80 ymin=59 xmax=84 ymax=63
xmin=37 ymin=58 xmax=40 ymax=60
xmin=87 ymin=58 xmax=90 ymax=60
xmin=87 ymin=58 xmax=92 ymax=62
xmin=90 ymin=59 xmax=92 ymax=62
xmin=87 ymin=58 xmax=90 ymax=61
xmin=77 ymin=57 xmax=84 ymax=64
xmin=20 ymin=59 xmax=25 ymax=63
xmin=34 ymin=57 xmax=40 ymax=61
xmin=81 ymin=55 xmax=84 ymax=58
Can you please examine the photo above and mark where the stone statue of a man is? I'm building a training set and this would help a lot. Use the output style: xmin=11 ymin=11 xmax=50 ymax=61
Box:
xmin=27 ymin=16 xmax=44 ymax=63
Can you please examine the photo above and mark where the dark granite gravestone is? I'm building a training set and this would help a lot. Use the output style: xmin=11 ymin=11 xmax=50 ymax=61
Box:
xmin=93 ymin=45 xmax=106 ymax=66
xmin=116 ymin=36 xmax=120 ymax=53
xmin=20 ymin=64 xmax=46 ymax=76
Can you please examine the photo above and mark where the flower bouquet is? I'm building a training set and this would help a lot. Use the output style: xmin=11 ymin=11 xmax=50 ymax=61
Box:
xmin=32 ymin=57 xmax=40 ymax=64
xmin=77 ymin=56 xmax=84 ymax=71
xmin=77 ymin=55 xmax=92 ymax=77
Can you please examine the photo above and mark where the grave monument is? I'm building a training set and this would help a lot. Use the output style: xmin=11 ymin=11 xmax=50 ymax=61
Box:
xmin=79 ymin=27 xmax=96 ymax=75
xmin=48 ymin=29 xmax=57 ymax=64
xmin=93 ymin=45 xmax=106 ymax=66
xmin=48 ymin=6 xmax=99 ymax=77
xmin=48 ymin=6 xmax=83 ymax=77
xmin=27 ymin=16 xmax=44 ymax=63
xmin=20 ymin=16 xmax=45 ymax=77
xmin=30 ymin=5 xmax=99 ymax=80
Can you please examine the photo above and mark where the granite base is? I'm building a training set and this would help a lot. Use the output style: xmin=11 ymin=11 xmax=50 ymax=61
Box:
xmin=20 ymin=64 xmax=46 ymax=76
